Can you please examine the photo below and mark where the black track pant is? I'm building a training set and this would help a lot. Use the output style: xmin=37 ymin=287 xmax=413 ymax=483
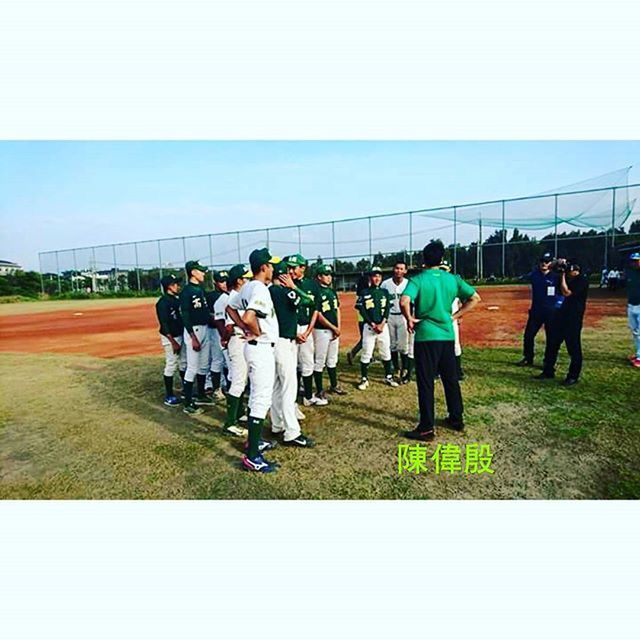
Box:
xmin=543 ymin=317 xmax=583 ymax=380
xmin=523 ymin=308 xmax=556 ymax=363
xmin=414 ymin=340 xmax=463 ymax=431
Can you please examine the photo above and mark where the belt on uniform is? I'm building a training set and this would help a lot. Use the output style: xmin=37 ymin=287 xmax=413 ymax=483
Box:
xmin=390 ymin=312 xmax=403 ymax=315
xmin=248 ymin=339 xmax=275 ymax=347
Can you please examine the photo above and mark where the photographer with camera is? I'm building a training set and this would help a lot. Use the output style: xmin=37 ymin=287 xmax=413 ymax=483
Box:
xmin=517 ymin=252 xmax=564 ymax=367
xmin=535 ymin=259 xmax=588 ymax=386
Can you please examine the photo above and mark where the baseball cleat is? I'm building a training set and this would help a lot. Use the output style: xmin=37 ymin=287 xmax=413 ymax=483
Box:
xmin=283 ymin=433 xmax=316 ymax=448
xmin=384 ymin=376 xmax=399 ymax=388
xmin=312 ymin=393 xmax=329 ymax=406
xmin=357 ymin=378 xmax=369 ymax=391
xmin=400 ymin=374 xmax=411 ymax=385
xmin=244 ymin=439 xmax=278 ymax=454
xmin=163 ymin=395 xmax=181 ymax=406
xmin=302 ymin=396 xmax=317 ymax=407
xmin=402 ymin=427 xmax=435 ymax=442
xmin=561 ymin=377 xmax=579 ymax=386
xmin=213 ymin=388 xmax=226 ymax=401
xmin=241 ymin=454 xmax=278 ymax=473
xmin=443 ymin=416 xmax=465 ymax=431
xmin=631 ymin=358 xmax=640 ymax=369
xmin=193 ymin=395 xmax=214 ymax=405
xmin=238 ymin=414 xmax=248 ymax=422
xmin=328 ymin=386 xmax=347 ymax=396
xmin=516 ymin=358 xmax=533 ymax=367
xmin=223 ymin=424 xmax=248 ymax=437
xmin=295 ymin=404 xmax=306 ymax=420
xmin=183 ymin=404 xmax=204 ymax=416
xmin=627 ymin=354 xmax=637 ymax=362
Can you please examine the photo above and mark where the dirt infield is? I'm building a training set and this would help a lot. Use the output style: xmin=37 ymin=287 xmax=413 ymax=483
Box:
xmin=0 ymin=286 xmax=627 ymax=358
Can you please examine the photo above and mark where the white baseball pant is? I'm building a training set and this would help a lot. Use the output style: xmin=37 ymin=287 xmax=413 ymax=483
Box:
xmin=360 ymin=323 xmax=392 ymax=364
xmin=244 ymin=341 xmax=276 ymax=420
xmin=628 ymin=303 xmax=640 ymax=358
xmin=313 ymin=329 xmax=339 ymax=371
xmin=297 ymin=324 xmax=315 ymax=376
xmin=271 ymin=338 xmax=301 ymax=441
xmin=160 ymin=335 xmax=187 ymax=377
xmin=227 ymin=334 xmax=248 ymax=398
xmin=184 ymin=325 xmax=210 ymax=382
xmin=208 ymin=326 xmax=226 ymax=373
xmin=388 ymin=314 xmax=409 ymax=354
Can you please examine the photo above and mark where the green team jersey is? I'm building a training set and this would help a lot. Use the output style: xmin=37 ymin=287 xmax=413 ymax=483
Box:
xmin=404 ymin=269 xmax=476 ymax=342
xmin=180 ymin=282 xmax=210 ymax=333
xmin=356 ymin=285 xmax=391 ymax=325
xmin=626 ymin=268 xmax=640 ymax=305
xmin=316 ymin=283 xmax=340 ymax=327
xmin=294 ymin=277 xmax=318 ymax=325
xmin=155 ymin=293 xmax=183 ymax=337
xmin=269 ymin=283 xmax=301 ymax=339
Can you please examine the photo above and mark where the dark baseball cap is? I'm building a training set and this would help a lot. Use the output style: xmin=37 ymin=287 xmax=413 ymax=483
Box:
xmin=228 ymin=263 xmax=252 ymax=283
xmin=539 ymin=252 xmax=554 ymax=263
xmin=185 ymin=260 xmax=209 ymax=274
xmin=249 ymin=247 xmax=281 ymax=273
xmin=213 ymin=270 xmax=229 ymax=283
xmin=316 ymin=264 xmax=333 ymax=276
xmin=160 ymin=274 xmax=182 ymax=289
xmin=285 ymin=253 xmax=307 ymax=268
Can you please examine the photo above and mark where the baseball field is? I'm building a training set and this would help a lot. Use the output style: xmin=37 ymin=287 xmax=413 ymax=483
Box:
xmin=1 ymin=285 xmax=638 ymax=499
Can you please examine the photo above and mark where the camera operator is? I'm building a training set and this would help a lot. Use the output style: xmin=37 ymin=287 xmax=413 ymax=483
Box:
xmin=535 ymin=259 xmax=588 ymax=386
xmin=517 ymin=252 xmax=564 ymax=367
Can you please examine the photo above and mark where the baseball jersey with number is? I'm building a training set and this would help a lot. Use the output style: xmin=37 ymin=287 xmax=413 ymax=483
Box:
xmin=381 ymin=277 xmax=408 ymax=314
xmin=156 ymin=293 xmax=184 ymax=337
xmin=316 ymin=284 xmax=339 ymax=326
xmin=270 ymin=284 xmax=301 ymax=339
xmin=213 ymin=291 xmax=230 ymax=324
xmin=180 ymin=282 xmax=210 ymax=332
xmin=294 ymin=277 xmax=318 ymax=325
xmin=232 ymin=280 xmax=279 ymax=344
xmin=356 ymin=286 xmax=391 ymax=325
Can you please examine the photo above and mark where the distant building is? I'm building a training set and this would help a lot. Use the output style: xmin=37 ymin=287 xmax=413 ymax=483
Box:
xmin=0 ymin=260 xmax=22 ymax=276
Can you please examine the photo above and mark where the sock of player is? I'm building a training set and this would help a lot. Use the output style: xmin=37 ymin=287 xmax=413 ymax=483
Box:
xmin=313 ymin=371 xmax=324 ymax=394
xmin=183 ymin=380 xmax=194 ymax=406
xmin=179 ymin=370 xmax=186 ymax=385
xmin=456 ymin=356 xmax=463 ymax=379
xmin=225 ymin=394 xmax=240 ymax=426
xmin=163 ymin=375 xmax=174 ymax=397
xmin=196 ymin=374 xmax=206 ymax=398
xmin=247 ymin=416 xmax=263 ymax=459
xmin=400 ymin=353 xmax=409 ymax=372
xmin=391 ymin=351 xmax=399 ymax=371
xmin=211 ymin=371 xmax=221 ymax=391
xmin=383 ymin=359 xmax=393 ymax=378
xmin=302 ymin=375 xmax=314 ymax=400
xmin=360 ymin=362 xmax=369 ymax=379
xmin=406 ymin=357 xmax=414 ymax=380
xmin=328 ymin=367 xmax=338 ymax=389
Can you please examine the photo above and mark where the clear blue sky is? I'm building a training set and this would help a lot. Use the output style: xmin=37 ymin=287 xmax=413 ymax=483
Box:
xmin=1 ymin=141 xmax=639 ymax=270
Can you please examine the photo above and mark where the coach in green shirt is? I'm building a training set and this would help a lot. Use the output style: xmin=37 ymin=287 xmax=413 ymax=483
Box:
xmin=400 ymin=241 xmax=481 ymax=440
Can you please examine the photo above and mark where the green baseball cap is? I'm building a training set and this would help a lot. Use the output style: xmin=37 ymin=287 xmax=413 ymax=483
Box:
xmin=316 ymin=264 xmax=333 ymax=276
xmin=369 ymin=265 xmax=383 ymax=275
xmin=274 ymin=261 xmax=289 ymax=277
xmin=249 ymin=247 xmax=281 ymax=273
xmin=213 ymin=270 xmax=229 ymax=283
xmin=228 ymin=263 xmax=252 ymax=283
xmin=285 ymin=253 xmax=307 ymax=268
xmin=185 ymin=260 xmax=209 ymax=274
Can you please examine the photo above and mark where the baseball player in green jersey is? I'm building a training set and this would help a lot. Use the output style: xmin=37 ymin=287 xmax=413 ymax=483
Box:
xmin=356 ymin=266 xmax=398 ymax=390
xmin=313 ymin=264 xmax=346 ymax=400
xmin=284 ymin=253 xmax=325 ymax=407
xmin=219 ymin=263 xmax=252 ymax=437
xmin=228 ymin=248 xmax=281 ymax=473
xmin=269 ymin=260 xmax=316 ymax=447
xmin=205 ymin=270 xmax=229 ymax=399
xmin=180 ymin=260 xmax=214 ymax=415
xmin=155 ymin=274 xmax=187 ymax=406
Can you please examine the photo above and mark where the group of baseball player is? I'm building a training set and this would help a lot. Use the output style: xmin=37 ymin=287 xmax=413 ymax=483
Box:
xmin=155 ymin=244 xmax=473 ymax=472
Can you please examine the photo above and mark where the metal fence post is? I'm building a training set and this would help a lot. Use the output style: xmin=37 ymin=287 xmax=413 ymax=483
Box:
xmin=134 ymin=242 xmax=141 ymax=291
xmin=266 ymin=228 xmax=270 ymax=248
xmin=408 ymin=211 xmax=413 ymax=268
xmin=55 ymin=251 xmax=61 ymax=294
xmin=368 ymin=217 xmax=372 ymax=264
xmin=181 ymin=236 xmax=187 ymax=263
xmin=236 ymin=232 xmax=242 ymax=262
xmin=501 ymin=200 xmax=506 ymax=277
xmin=157 ymin=240 xmax=163 ymax=281
xmin=208 ymin=234 xmax=213 ymax=269
xmin=297 ymin=226 xmax=302 ymax=254
xmin=553 ymin=194 xmax=559 ymax=256
xmin=611 ymin=187 xmax=617 ymax=248
xmin=112 ymin=245 xmax=118 ymax=291
xmin=331 ymin=221 xmax=336 ymax=268
xmin=453 ymin=207 xmax=457 ymax=273
xmin=72 ymin=248 xmax=78 ymax=292
xmin=38 ymin=253 xmax=44 ymax=296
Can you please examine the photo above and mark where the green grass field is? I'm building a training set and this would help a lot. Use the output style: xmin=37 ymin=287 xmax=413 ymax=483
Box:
xmin=1 ymin=316 xmax=639 ymax=499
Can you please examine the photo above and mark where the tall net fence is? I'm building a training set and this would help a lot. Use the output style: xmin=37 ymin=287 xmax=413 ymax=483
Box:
xmin=39 ymin=173 xmax=640 ymax=294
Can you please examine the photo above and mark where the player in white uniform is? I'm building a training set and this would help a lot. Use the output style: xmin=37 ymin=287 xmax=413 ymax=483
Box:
xmin=206 ymin=271 xmax=229 ymax=400
xmin=381 ymin=260 xmax=411 ymax=383
xmin=228 ymin=248 xmax=281 ymax=473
